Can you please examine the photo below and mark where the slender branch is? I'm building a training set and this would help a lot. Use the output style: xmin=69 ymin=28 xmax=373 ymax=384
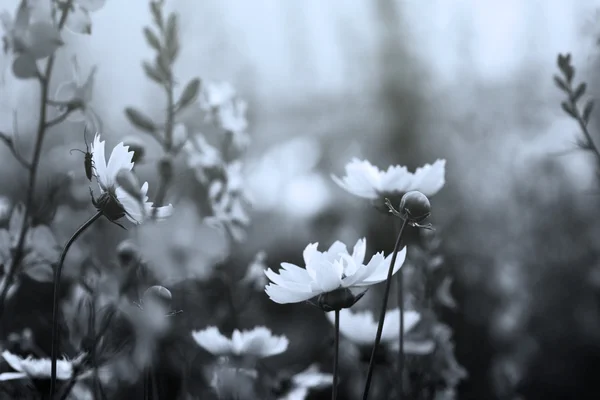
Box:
xmin=0 ymin=0 xmax=75 ymax=320
xmin=45 ymin=107 xmax=78 ymax=129
xmin=50 ymin=211 xmax=103 ymax=397
xmin=362 ymin=218 xmax=408 ymax=400
xmin=0 ymin=132 xmax=31 ymax=170
xmin=332 ymin=309 xmax=340 ymax=400
xmin=567 ymin=82 xmax=600 ymax=163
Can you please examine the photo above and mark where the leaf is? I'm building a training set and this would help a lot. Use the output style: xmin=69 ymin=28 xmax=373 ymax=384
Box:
xmin=142 ymin=60 xmax=167 ymax=84
xmin=23 ymin=262 xmax=53 ymax=282
xmin=155 ymin=53 xmax=171 ymax=79
xmin=573 ymin=83 xmax=586 ymax=103
xmin=143 ymin=27 xmax=161 ymax=52
xmin=164 ymin=13 xmax=179 ymax=62
xmin=561 ymin=101 xmax=577 ymax=119
xmin=150 ymin=1 xmax=163 ymax=29
xmin=125 ymin=107 xmax=157 ymax=133
xmin=14 ymin=0 xmax=30 ymax=31
xmin=177 ymin=78 xmax=201 ymax=110
xmin=583 ymin=100 xmax=594 ymax=125
xmin=553 ymin=75 xmax=568 ymax=92
xmin=27 ymin=22 xmax=64 ymax=59
xmin=12 ymin=53 xmax=38 ymax=79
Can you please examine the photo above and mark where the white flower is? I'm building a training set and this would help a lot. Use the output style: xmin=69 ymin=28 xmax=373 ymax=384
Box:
xmin=278 ymin=364 xmax=333 ymax=400
xmin=332 ymin=158 xmax=446 ymax=200
xmin=191 ymin=326 xmax=289 ymax=358
xmin=200 ymin=81 xmax=237 ymax=110
xmin=217 ymin=97 xmax=248 ymax=134
xmin=54 ymin=56 xmax=102 ymax=131
xmin=326 ymin=308 xmax=420 ymax=346
xmin=264 ymin=238 xmax=406 ymax=305
xmin=183 ymin=134 xmax=223 ymax=184
xmin=91 ymin=133 xmax=173 ymax=224
xmin=0 ymin=350 xmax=83 ymax=381
xmin=64 ymin=0 xmax=106 ymax=35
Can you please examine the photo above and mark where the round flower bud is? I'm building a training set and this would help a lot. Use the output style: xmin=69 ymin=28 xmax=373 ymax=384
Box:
xmin=317 ymin=287 xmax=366 ymax=312
xmin=158 ymin=155 xmax=174 ymax=181
xmin=143 ymin=285 xmax=172 ymax=310
xmin=122 ymin=135 xmax=146 ymax=163
xmin=116 ymin=239 xmax=140 ymax=267
xmin=399 ymin=190 xmax=431 ymax=223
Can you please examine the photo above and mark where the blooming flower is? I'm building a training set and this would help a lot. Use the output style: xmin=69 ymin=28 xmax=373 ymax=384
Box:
xmin=191 ymin=326 xmax=289 ymax=358
xmin=331 ymin=158 xmax=446 ymax=200
xmin=54 ymin=56 xmax=102 ymax=132
xmin=264 ymin=238 xmax=405 ymax=307
xmin=325 ymin=308 xmax=420 ymax=347
xmin=90 ymin=133 xmax=173 ymax=224
xmin=63 ymin=0 xmax=107 ymax=35
xmin=278 ymin=364 xmax=333 ymax=400
xmin=0 ymin=350 xmax=84 ymax=381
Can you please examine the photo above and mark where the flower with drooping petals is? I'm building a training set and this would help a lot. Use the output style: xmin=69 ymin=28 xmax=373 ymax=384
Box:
xmin=332 ymin=158 xmax=446 ymax=200
xmin=326 ymin=308 xmax=420 ymax=347
xmin=264 ymin=238 xmax=406 ymax=310
xmin=191 ymin=326 xmax=289 ymax=358
xmin=277 ymin=364 xmax=333 ymax=400
xmin=0 ymin=350 xmax=85 ymax=381
xmin=90 ymin=133 xmax=173 ymax=224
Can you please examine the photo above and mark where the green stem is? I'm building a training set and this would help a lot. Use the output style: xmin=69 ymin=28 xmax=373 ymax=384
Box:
xmin=332 ymin=309 xmax=340 ymax=400
xmin=396 ymin=263 xmax=404 ymax=399
xmin=362 ymin=217 xmax=408 ymax=400
xmin=0 ymin=0 xmax=75 ymax=320
xmin=50 ymin=211 xmax=103 ymax=397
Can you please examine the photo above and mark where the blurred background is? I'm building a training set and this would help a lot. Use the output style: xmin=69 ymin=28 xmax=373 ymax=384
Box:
xmin=3 ymin=0 xmax=600 ymax=399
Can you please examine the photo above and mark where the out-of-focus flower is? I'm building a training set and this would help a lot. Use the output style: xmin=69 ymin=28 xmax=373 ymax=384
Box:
xmin=90 ymin=133 xmax=173 ymax=224
xmin=332 ymin=159 xmax=446 ymax=200
xmin=54 ymin=56 xmax=101 ymax=131
xmin=0 ymin=203 xmax=60 ymax=284
xmin=0 ymin=350 xmax=85 ymax=381
xmin=63 ymin=0 xmax=106 ymax=35
xmin=200 ymin=81 xmax=237 ymax=110
xmin=191 ymin=326 xmax=289 ymax=358
xmin=209 ymin=361 xmax=258 ymax=400
xmin=241 ymin=251 xmax=268 ymax=291
xmin=325 ymin=308 xmax=420 ymax=347
xmin=183 ymin=134 xmax=222 ymax=184
xmin=218 ymin=98 xmax=248 ymax=134
xmin=264 ymin=238 xmax=406 ymax=310
xmin=277 ymin=364 xmax=333 ymax=400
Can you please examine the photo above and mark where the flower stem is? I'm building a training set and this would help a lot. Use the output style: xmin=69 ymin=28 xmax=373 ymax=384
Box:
xmin=50 ymin=211 xmax=103 ymax=397
xmin=362 ymin=217 xmax=408 ymax=400
xmin=0 ymin=0 xmax=74 ymax=320
xmin=396 ymin=260 xmax=405 ymax=400
xmin=332 ymin=309 xmax=340 ymax=400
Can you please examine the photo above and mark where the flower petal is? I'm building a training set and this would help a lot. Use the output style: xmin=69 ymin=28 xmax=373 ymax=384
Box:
xmin=192 ymin=327 xmax=232 ymax=355
xmin=91 ymin=133 xmax=108 ymax=190
xmin=2 ymin=351 xmax=23 ymax=372
xmin=106 ymin=142 xmax=134 ymax=183
xmin=264 ymin=283 xmax=317 ymax=304
xmin=355 ymin=247 xmax=407 ymax=286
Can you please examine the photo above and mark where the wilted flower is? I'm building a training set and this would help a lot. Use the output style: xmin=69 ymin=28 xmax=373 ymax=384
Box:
xmin=241 ymin=251 xmax=268 ymax=291
xmin=277 ymin=364 xmax=333 ymax=400
xmin=63 ymin=0 xmax=107 ymax=35
xmin=54 ymin=56 xmax=102 ymax=131
xmin=331 ymin=158 xmax=445 ymax=200
xmin=90 ymin=133 xmax=173 ymax=224
xmin=326 ymin=308 xmax=420 ymax=347
xmin=0 ymin=203 xmax=60 ymax=284
xmin=264 ymin=238 xmax=406 ymax=310
xmin=0 ymin=350 xmax=85 ymax=381
xmin=191 ymin=326 xmax=289 ymax=358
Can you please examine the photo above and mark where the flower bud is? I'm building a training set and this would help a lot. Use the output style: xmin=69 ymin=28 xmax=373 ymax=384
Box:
xmin=317 ymin=287 xmax=366 ymax=312
xmin=399 ymin=191 xmax=431 ymax=223
xmin=116 ymin=239 xmax=140 ymax=267
xmin=143 ymin=285 xmax=172 ymax=310
xmin=172 ymin=124 xmax=188 ymax=149
xmin=158 ymin=155 xmax=174 ymax=182
xmin=123 ymin=135 xmax=146 ymax=163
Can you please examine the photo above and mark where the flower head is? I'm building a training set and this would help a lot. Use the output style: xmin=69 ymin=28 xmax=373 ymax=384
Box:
xmin=277 ymin=364 xmax=333 ymax=400
xmin=90 ymin=133 xmax=173 ymax=224
xmin=0 ymin=350 xmax=84 ymax=381
xmin=326 ymin=308 xmax=420 ymax=346
xmin=191 ymin=326 xmax=289 ymax=359
xmin=332 ymin=158 xmax=446 ymax=200
xmin=264 ymin=238 xmax=406 ymax=309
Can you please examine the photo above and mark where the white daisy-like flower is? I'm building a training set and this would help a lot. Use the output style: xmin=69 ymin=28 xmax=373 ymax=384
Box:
xmin=90 ymin=133 xmax=173 ymax=224
xmin=0 ymin=350 xmax=84 ymax=381
xmin=331 ymin=158 xmax=446 ymax=200
xmin=264 ymin=238 xmax=406 ymax=307
xmin=191 ymin=326 xmax=289 ymax=358
xmin=278 ymin=364 xmax=333 ymax=400
xmin=325 ymin=308 xmax=420 ymax=347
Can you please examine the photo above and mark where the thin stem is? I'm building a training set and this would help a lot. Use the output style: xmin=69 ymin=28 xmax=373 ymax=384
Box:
xmin=568 ymin=82 xmax=600 ymax=163
xmin=0 ymin=0 xmax=75 ymax=320
xmin=362 ymin=218 xmax=408 ymax=400
xmin=396 ymin=266 xmax=404 ymax=400
xmin=332 ymin=309 xmax=340 ymax=400
xmin=50 ymin=211 xmax=103 ymax=397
